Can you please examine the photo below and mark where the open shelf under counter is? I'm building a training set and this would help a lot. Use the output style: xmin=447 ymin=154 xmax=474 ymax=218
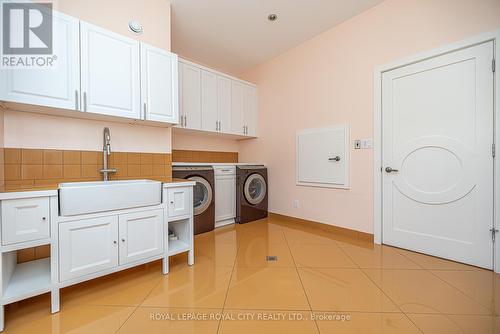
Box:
xmin=168 ymin=239 xmax=191 ymax=256
xmin=2 ymin=258 xmax=51 ymax=304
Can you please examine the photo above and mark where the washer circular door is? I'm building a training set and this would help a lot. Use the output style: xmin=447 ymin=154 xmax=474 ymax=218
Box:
xmin=189 ymin=176 xmax=213 ymax=216
xmin=244 ymin=173 xmax=267 ymax=205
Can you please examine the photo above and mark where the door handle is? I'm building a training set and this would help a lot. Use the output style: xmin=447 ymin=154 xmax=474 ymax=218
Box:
xmin=329 ymin=156 xmax=341 ymax=162
xmin=75 ymin=90 xmax=79 ymax=110
xmin=385 ymin=167 xmax=399 ymax=173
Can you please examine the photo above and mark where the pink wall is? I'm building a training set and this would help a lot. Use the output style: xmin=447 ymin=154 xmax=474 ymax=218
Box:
xmin=3 ymin=0 xmax=172 ymax=153
xmin=239 ymin=0 xmax=500 ymax=233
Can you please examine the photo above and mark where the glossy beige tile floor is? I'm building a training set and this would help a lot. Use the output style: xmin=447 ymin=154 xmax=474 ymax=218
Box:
xmin=4 ymin=216 xmax=500 ymax=333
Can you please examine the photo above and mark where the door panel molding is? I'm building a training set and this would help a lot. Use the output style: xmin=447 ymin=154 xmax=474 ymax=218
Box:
xmin=373 ymin=28 xmax=500 ymax=272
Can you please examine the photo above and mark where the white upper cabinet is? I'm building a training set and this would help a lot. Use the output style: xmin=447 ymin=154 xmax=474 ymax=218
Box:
xmin=217 ymin=76 xmax=232 ymax=133
xmin=178 ymin=59 xmax=258 ymax=137
xmin=179 ymin=62 xmax=202 ymax=129
xmin=201 ymin=70 xmax=218 ymax=131
xmin=140 ymin=43 xmax=178 ymax=123
xmin=231 ymin=81 xmax=245 ymax=135
xmin=80 ymin=22 xmax=141 ymax=119
xmin=0 ymin=11 xmax=80 ymax=110
xmin=244 ymin=84 xmax=257 ymax=136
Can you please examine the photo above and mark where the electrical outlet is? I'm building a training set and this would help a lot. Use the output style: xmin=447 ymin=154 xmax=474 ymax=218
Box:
xmin=354 ymin=140 xmax=361 ymax=149
xmin=361 ymin=138 xmax=373 ymax=149
xmin=293 ymin=200 xmax=299 ymax=208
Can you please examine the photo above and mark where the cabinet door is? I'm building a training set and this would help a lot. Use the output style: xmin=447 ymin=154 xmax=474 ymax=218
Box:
xmin=201 ymin=70 xmax=218 ymax=132
xmin=215 ymin=175 xmax=236 ymax=222
xmin=0 ymin=11 xmax=80 ymax=110
xmin=231 ymin=81 xmax=245 ymax=135
xmin=179 ymin=62 xmax=201 ymax=129
xmin=244 ymin=85 xmax=257 ymax=137
xmin=119 ymin=209 xmax=164 ymax=265
xmin=217 ymin=76 xmax=232 ymax=133
xmin=167 ymin=187 xmax=190 ymax=218
xmin=140 ymin=43 xmax=179 ymax=123
xmin=1 ymin=198 xmax=50 ymax=245
xmin=59 ymin=216 xmax=118 ymax=282
xmin=80 ymin=22 xmax=140 ymax=119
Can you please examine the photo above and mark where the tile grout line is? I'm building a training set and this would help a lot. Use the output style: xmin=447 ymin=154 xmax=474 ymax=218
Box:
xmin=113 ymin=267 xmax=169 ymax=334
xmin=393 ymin=247 xmax=495 ymax=316
xmin=332 ymin=240 xmax=425 ymax=334
xmin=215 ymin=227 xmax=242 ymax=334
xmin=281 ymin=226 xmax=322 ymax=334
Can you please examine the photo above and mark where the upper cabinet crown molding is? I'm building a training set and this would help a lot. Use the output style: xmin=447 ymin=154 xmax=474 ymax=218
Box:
xmin=177 ymin=58 xmax=258 ymax=138
xmin=0 ymin=9 xmax=179 ymax=126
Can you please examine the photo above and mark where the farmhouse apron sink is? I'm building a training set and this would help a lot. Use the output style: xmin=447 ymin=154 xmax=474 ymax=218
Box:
xmin=59 ymin=180 xmax=162 ymax=216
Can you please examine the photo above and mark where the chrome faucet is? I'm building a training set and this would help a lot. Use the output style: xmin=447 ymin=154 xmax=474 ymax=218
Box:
xmin=100 ymin=127 xmax=117 ymax=181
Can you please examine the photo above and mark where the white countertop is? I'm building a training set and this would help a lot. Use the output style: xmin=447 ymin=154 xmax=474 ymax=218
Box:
xmin=172 ymin=162 xmax=266 ymax=166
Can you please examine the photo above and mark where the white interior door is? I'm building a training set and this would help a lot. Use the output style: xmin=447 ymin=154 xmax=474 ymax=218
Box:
xmin=140 ymin=43 xmax=178 ymax=123
xmin=382 ymin=41 xmax=494 ymax=269
xmin=80 ymin=22 xmax=140 ymax=119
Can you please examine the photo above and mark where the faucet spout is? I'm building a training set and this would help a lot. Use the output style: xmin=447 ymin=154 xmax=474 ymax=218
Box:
xmin=100 ymin=127 xmax=117 ymax=181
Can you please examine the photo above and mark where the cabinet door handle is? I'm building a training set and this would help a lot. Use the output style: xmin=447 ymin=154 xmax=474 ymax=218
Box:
xmin=216 ymin=121 xmax=218 ymax=131
xmin=185 ymin=115 xmax=187 ymax=127
xmin=143 ymin=102 xmax=147 ymax=119
xmin=75 ymin=90 xmax=79 ymax=110
xmin=83 ymin=92 xmax=87 ymax=111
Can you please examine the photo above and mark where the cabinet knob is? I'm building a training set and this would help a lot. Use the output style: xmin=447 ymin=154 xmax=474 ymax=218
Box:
xmin=121 ymin=238 xmax=125 ymax=242
xmin=113 ymin=240 xmax=117 ymax=244
xmin=170 ymin=201 xmax=174 ymax=204
xmin=42 ymin=217 xmax=47 ymax=221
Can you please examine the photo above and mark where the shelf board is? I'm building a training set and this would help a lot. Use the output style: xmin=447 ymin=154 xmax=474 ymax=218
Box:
xmin=2 ymin=258 xmax=51 ymax=305
xmin=168 ymin=239 xmax=190 ymax=256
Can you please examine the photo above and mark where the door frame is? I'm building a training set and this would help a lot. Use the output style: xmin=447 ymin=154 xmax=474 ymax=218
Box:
xmin=373 ymin=28 xmax=500 ymax=272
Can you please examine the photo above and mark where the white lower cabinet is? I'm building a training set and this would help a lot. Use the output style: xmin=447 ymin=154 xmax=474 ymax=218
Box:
xmin=167 ymin=187 xmax=190 ymax=218
xmin=215 ymin=169 xmax=236 ymax=223
xmin=1 ymin=197 xmax=50 ymax=245
xmin=59 ymin=216 xmax=119 ymax=282
xmin=59 ymin=209 xmax=166 ymax=282
xmin=118 ymin=209 xmax=164 ymax=265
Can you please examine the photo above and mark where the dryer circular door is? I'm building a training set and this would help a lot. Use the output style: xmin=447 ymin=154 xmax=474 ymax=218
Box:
xmin=188 ymin=176 xmax=213 ymax=216
xmin=244 ymin=173 xmax=267 ymax=205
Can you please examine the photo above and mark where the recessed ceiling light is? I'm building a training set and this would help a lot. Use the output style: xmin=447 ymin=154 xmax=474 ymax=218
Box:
xmin=268 ymin=14 xmax=278 ymax=22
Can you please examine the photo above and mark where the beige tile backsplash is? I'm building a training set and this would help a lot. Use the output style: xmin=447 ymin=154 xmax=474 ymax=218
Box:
xmin=2 ymin=148 xmax=172 ymax=263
